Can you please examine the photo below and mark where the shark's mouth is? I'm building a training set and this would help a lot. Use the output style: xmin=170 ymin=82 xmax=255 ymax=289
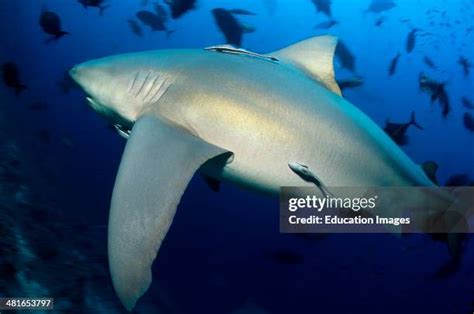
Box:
xmin=85 ymin=96 xmax=132 ymax=139
xmin=86 ymin=96 xmax=104 ymax=112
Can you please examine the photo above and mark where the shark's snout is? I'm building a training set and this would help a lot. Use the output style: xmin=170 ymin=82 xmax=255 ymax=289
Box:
xmin=69 ymin=61 xmax=109 ymax=104
xmin=69 ymin=63 xmax=93 ymax=91
xmin=69 ymin=62 xmax=108 ymax=114
xmin=69 ymin=64 xmax=82 ymax=82
xmin=68 ymin=64 xmax=79 ymax=79
xmin=69 ymin=64 xmax=87 ymax=89
xmin=69 ymin=58 xmax=137 ymax=127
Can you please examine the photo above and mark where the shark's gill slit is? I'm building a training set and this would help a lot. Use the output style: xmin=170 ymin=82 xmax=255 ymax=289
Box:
xmin=128 ymin=71 xmax=140 ymax=93
xmin=135 ymin=71 xmax=151 ymax=98
xmin=148 ymin=77 xmax=170 ymax=103
xmin=142 ymin=73 xmax=161 ymax=101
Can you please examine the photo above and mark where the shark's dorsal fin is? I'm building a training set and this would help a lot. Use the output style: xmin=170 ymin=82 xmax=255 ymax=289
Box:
xmin=270 ymin=36 xmax=342 ymax=96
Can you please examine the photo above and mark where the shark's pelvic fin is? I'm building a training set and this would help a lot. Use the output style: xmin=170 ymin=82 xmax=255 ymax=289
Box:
xmin=108 ymin=115 xmax=231 ymax=311
xmin=270 ymin=35 xmax=342 ymax=96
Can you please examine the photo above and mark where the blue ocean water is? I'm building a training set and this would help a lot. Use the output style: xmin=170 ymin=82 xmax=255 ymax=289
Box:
xmin=0 ymin=0 xmax=473 ymax=313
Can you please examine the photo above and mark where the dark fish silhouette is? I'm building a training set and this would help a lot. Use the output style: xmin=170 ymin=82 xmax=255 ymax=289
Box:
xmin=311 ymin=0 xmax=332 ymax=17
xmin=2 ymin=62 xmax=27 ymax=95
xmin=268 ymin=249 xmax=304 ymax=265
xmin=458 ymin=56 xmax=472 ymax=76
xmin=228 ymin=9 xmax=256 ymax=16
xmin=383 ymin=111 xmax=423 ymax=146
xmin=444 ymin=173 xmax=472 ymax=186
xmin=335 ymin=41 xmax=356 ymax=72
xmin=388 ymin=52 xmax=401 ymax=76
xmin=314 ymin=19 xmax=338 ymax=29
xmin=165 ymin=0 xmax=196 ymax=19
xmin=212 ymin=8 xmax=244 ymax=47
xmin=406 ymin=29 xmax=417 ymax=53
xmin=39 ymin=10 xmax=69 ymax=43
xmin=463 ymin=112 xmax=474 ymax=132
xmin=462 ymin=97 xmax=474 ymax=109
xmin=136 ymin=10 xmax=173 ymax=36
xmin=374 ymin=16 xmax=385 ymax=27
xmin=337 ymin=75 xmax=364 ymax=92
xmin=154 ymin=2 xmax=168 ymax=22
xmin=128 ymin=19 xmax=143 ymax=37
xmin=419 ymin=73 xmax=450 ymax=117
xmin=423 ymin=56 xmax=437 ymax=69
xmin=365 ymin=0 xmax=396 ymax=14
xmin=78 ymin=0 xmax=109 ymax=15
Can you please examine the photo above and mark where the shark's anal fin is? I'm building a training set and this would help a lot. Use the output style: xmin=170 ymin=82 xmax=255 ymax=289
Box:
xmin=108 ymin=115 xmax=231 ymax=311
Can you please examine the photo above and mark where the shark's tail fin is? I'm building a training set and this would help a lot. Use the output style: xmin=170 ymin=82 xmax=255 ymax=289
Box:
xmin=410 ymin=111 xmax=423 ymax=130
xmin=57 ymin=31 xmax=70 ymax=38
xmin=429 ymin=225 xmax=468 ymax=278
xmin=426 ymin=187 xmax=473 ymax=276
xmin=45 ymin=31 xmax=69 ymax=44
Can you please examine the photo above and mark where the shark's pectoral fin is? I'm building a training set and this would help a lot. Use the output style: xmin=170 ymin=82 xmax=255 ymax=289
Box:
xmin=270 ymin=36 xmax=342 ymax=96
xmin=108 ymin=115 xmax=231 ymax=311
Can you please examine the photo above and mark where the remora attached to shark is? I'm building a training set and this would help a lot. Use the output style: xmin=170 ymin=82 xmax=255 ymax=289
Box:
xmin=70 ymin=36 xmax=453 ymax=311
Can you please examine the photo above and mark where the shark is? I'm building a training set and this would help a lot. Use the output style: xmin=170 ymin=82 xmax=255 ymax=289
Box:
xmin=70 ymin=36 xmax=461 ymax=311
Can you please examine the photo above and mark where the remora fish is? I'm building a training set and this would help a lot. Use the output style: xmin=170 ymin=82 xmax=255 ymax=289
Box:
xmin=70 ymin=36 xmax=458 ymax=311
